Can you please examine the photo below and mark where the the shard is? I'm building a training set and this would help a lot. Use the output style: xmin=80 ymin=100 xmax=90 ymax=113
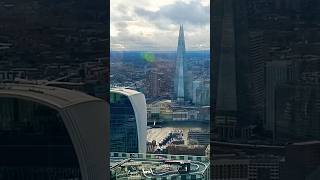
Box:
xmin=174 ymin=24 xmax=187 ymax=103
xmin=212 ymin=0 xmax=250 ymax=140
xmin=215 ymin=0 xmax=237 ymax=112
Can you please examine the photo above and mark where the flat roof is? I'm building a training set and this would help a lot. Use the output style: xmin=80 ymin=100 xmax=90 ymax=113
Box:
xmin=111 ymin=87 xmax=141 ymax=97
xmin=292 ymin=141 xmax=320 ymax=146
xmin=110 ymin=153 xmax=209 ymax=179
xmin=0 ymin=83 xmax=103 ymax=109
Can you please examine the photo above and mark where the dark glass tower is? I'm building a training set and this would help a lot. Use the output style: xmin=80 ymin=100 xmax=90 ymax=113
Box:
xmin=0 ymin=98 xmax=80 ymax=180
xmin=110 ymin=92 xmax=139 ymax=153
xmin=110 ymin=88 xmax=147 ymax=153
xmin=212 ymin=0 xmax=250 ymax=140
xmin=174 ymin=25 xmax=188 ymax=104
xmin=0 ymin=84 xmax=109 ymax=180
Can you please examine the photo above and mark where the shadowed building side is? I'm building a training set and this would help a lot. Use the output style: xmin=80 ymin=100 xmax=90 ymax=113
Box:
xmin=213 ymin=0 xmax=238 ymax=140
xmin=0 ymin=83 xmax=109 ymax=180
xmin=212 ymin=0 xmax=250 ymax=140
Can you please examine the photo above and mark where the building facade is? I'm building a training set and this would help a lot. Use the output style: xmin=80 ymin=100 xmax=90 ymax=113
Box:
xmin=174 ymin=25 xmax=190 ymax=104
xmin=212 ymin=0 xmax=251 ymax=140
xmin=275 ymin=83 xmax=320 ymax=142
xmin=265 ymin=61 xmax=291 ymax=140
xmin=212 ymin=154 xmax=281 ymax=180
xmin=110 ymin=88 xmax=147 ymax=153
xmin=0 ymin=83 xmax=109 ymax=180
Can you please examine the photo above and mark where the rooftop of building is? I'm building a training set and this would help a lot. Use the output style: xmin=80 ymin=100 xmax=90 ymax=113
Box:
xmin=110 ymin=152 xmax=209 ymax=179
xmin=111 ymin=87 xmax=141 ymax=97
xmin=0 ymin=83 xmax=103 ymax=109
xmin=12 ymin=78 xmax=85 ymax=86
xmin=291 ymin=141 xmax=320 ymax=146
xmin=213 ymin=153 xmax=282 ymax=161
xmin=148 ymin=99 xmax=172 ymax=105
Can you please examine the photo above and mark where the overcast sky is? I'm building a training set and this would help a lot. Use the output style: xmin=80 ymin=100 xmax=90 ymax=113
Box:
xmin=111 ymin=0 xmax=210 ymax=51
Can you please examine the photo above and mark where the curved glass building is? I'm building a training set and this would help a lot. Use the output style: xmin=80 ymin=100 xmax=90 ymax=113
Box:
xmin=0 ymin=83 xmax=109 ymax=180
xmin=110 ymin=88 xmax=147 ymax=153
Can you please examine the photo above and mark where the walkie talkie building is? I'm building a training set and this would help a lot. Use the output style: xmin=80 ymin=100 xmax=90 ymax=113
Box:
xmin=0 ymin=83 xmax=109 ymax=180
xmin=110 ymin=88 xmax=147 ymax=153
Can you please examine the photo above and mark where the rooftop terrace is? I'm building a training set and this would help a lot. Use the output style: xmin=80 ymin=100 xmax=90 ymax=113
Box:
xmin=110 ymin=152 xmax=210 ymax=180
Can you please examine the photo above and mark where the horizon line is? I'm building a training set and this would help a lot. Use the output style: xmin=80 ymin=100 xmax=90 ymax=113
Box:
xmin=110 ymin=49 xmax=210 ymax=52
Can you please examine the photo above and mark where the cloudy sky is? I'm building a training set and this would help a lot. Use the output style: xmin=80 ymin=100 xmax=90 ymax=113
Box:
xmin=111 ymin=0 xmax=210 ymax=51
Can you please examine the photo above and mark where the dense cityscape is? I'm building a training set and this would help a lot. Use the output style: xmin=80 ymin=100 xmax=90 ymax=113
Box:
xmin=0 ymin=0 xmax=319 ymax=179
xmin=211 ymin=0 xmax=320 ymax=180
xmin=110 ymin=24 xmax=210 ymax=179
xmin=0 ymin=0 xmax=110 ymax=179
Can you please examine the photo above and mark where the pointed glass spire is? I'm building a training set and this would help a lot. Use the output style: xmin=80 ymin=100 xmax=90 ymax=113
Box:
xmin=177 ymin=24 xmax=185 ymax=55
xmin=174 ymin=24 xmax=187 ymax=103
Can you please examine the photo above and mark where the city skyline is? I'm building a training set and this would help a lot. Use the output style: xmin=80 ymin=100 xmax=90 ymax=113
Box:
xmin=111 ymin=0 xmax=210 ymax=51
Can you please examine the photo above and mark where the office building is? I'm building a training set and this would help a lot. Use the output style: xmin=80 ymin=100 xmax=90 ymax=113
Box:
xmin=275 ymin=83 xmax=320 ymax=142
xmin=213 ymin=154 xmax=281 ymax=180
xmin=265 ymin=61 xmax=290 ymax=140
xmin=192 ymin=80 xmax=201 ymax=104
xmin=275 ymin=0 xmax=302 ymax=11
xmin=145 ymin=69 xmax=161 ymax=98
xmin=174 ymin=25 xmax=190 ymax=104
xmin=283 ymin=141 xmax=320 ymax=180
xmin=193 ymin=80 xmax=210 ymax=106
xmin=110 ymin=88 xmax=147 ymax=153
xmin=0 ymin=83 xmax=109 ymax=180
xmin=248 ymin=31 xmax=266 ymax=123
xmin=167 ymin=145 xmax=208 ymax=156
xmin=212 ymin=0 xmax=251 ymax=140
xmin=188 ymin=130 xmax=210 ymax=145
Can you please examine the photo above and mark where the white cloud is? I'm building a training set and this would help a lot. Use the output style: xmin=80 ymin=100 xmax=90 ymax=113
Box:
xmin=111 ymin=0 xmax=210 ymax=51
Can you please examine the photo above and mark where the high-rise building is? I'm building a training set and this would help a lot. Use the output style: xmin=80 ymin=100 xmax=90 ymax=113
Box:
xmin=248 ymin=31 xmax=266 ymax=124
xmin=145 ymin=69 xmax=160 ymax=98
xmin=0 ymin=83 xmax=109 ymax=180
xmin=192 ymin=80 xmax=201 ymax=104
xmin=265 ymin=61 xmax=291 ymax=140
xmin=212 ymin=0 xmax=250 ymax=140
xmin=110 ymin=88 xmax=147 ymax=153
xmin=174 ymin=25 xmax=189 ymax=104
xmin=275 ymin=83 xmax=320 ymax=142
xmin=212 ymin=154 xmax=281 ymax=180
xmin=193 ymin=80 xmax=210 ymax=106
xmin=283 ymin=141 xmax=320 ymax=180
xmin=275 ymin=0 xmax=302 ymax=12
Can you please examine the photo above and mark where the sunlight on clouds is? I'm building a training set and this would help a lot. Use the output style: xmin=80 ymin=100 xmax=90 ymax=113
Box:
xmin=110 ymin=0 xmax=209 ymax=51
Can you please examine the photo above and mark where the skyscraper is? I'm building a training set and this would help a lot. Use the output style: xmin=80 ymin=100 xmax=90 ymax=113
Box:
xmin=110 ymin=88 xmax=147 ymax=153
xmin=275 ymin=83 xmax=320 ymax=142
xmin=0 ymin=83 xmax=109 ymax=180
xmin=212 ymin=0 xmax=250 ymax=140
xmin=145 ymin=69 xmax=161 ymax=98
xmin=265 ymin=61 xmax=290 ymax=141
xmin=248 ymin=31 xmax=266 ymax=125
xmin=174 ymin=25 xmax=188 ymax=104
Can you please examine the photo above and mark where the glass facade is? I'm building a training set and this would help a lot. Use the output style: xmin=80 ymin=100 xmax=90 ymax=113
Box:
xmin=0 ymin=98 xmax=80 ymax=179
xmin=174 ymin=25 xmax=189 ymax=103
xmin=110 ymin=92 xmax=139 ymax=153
